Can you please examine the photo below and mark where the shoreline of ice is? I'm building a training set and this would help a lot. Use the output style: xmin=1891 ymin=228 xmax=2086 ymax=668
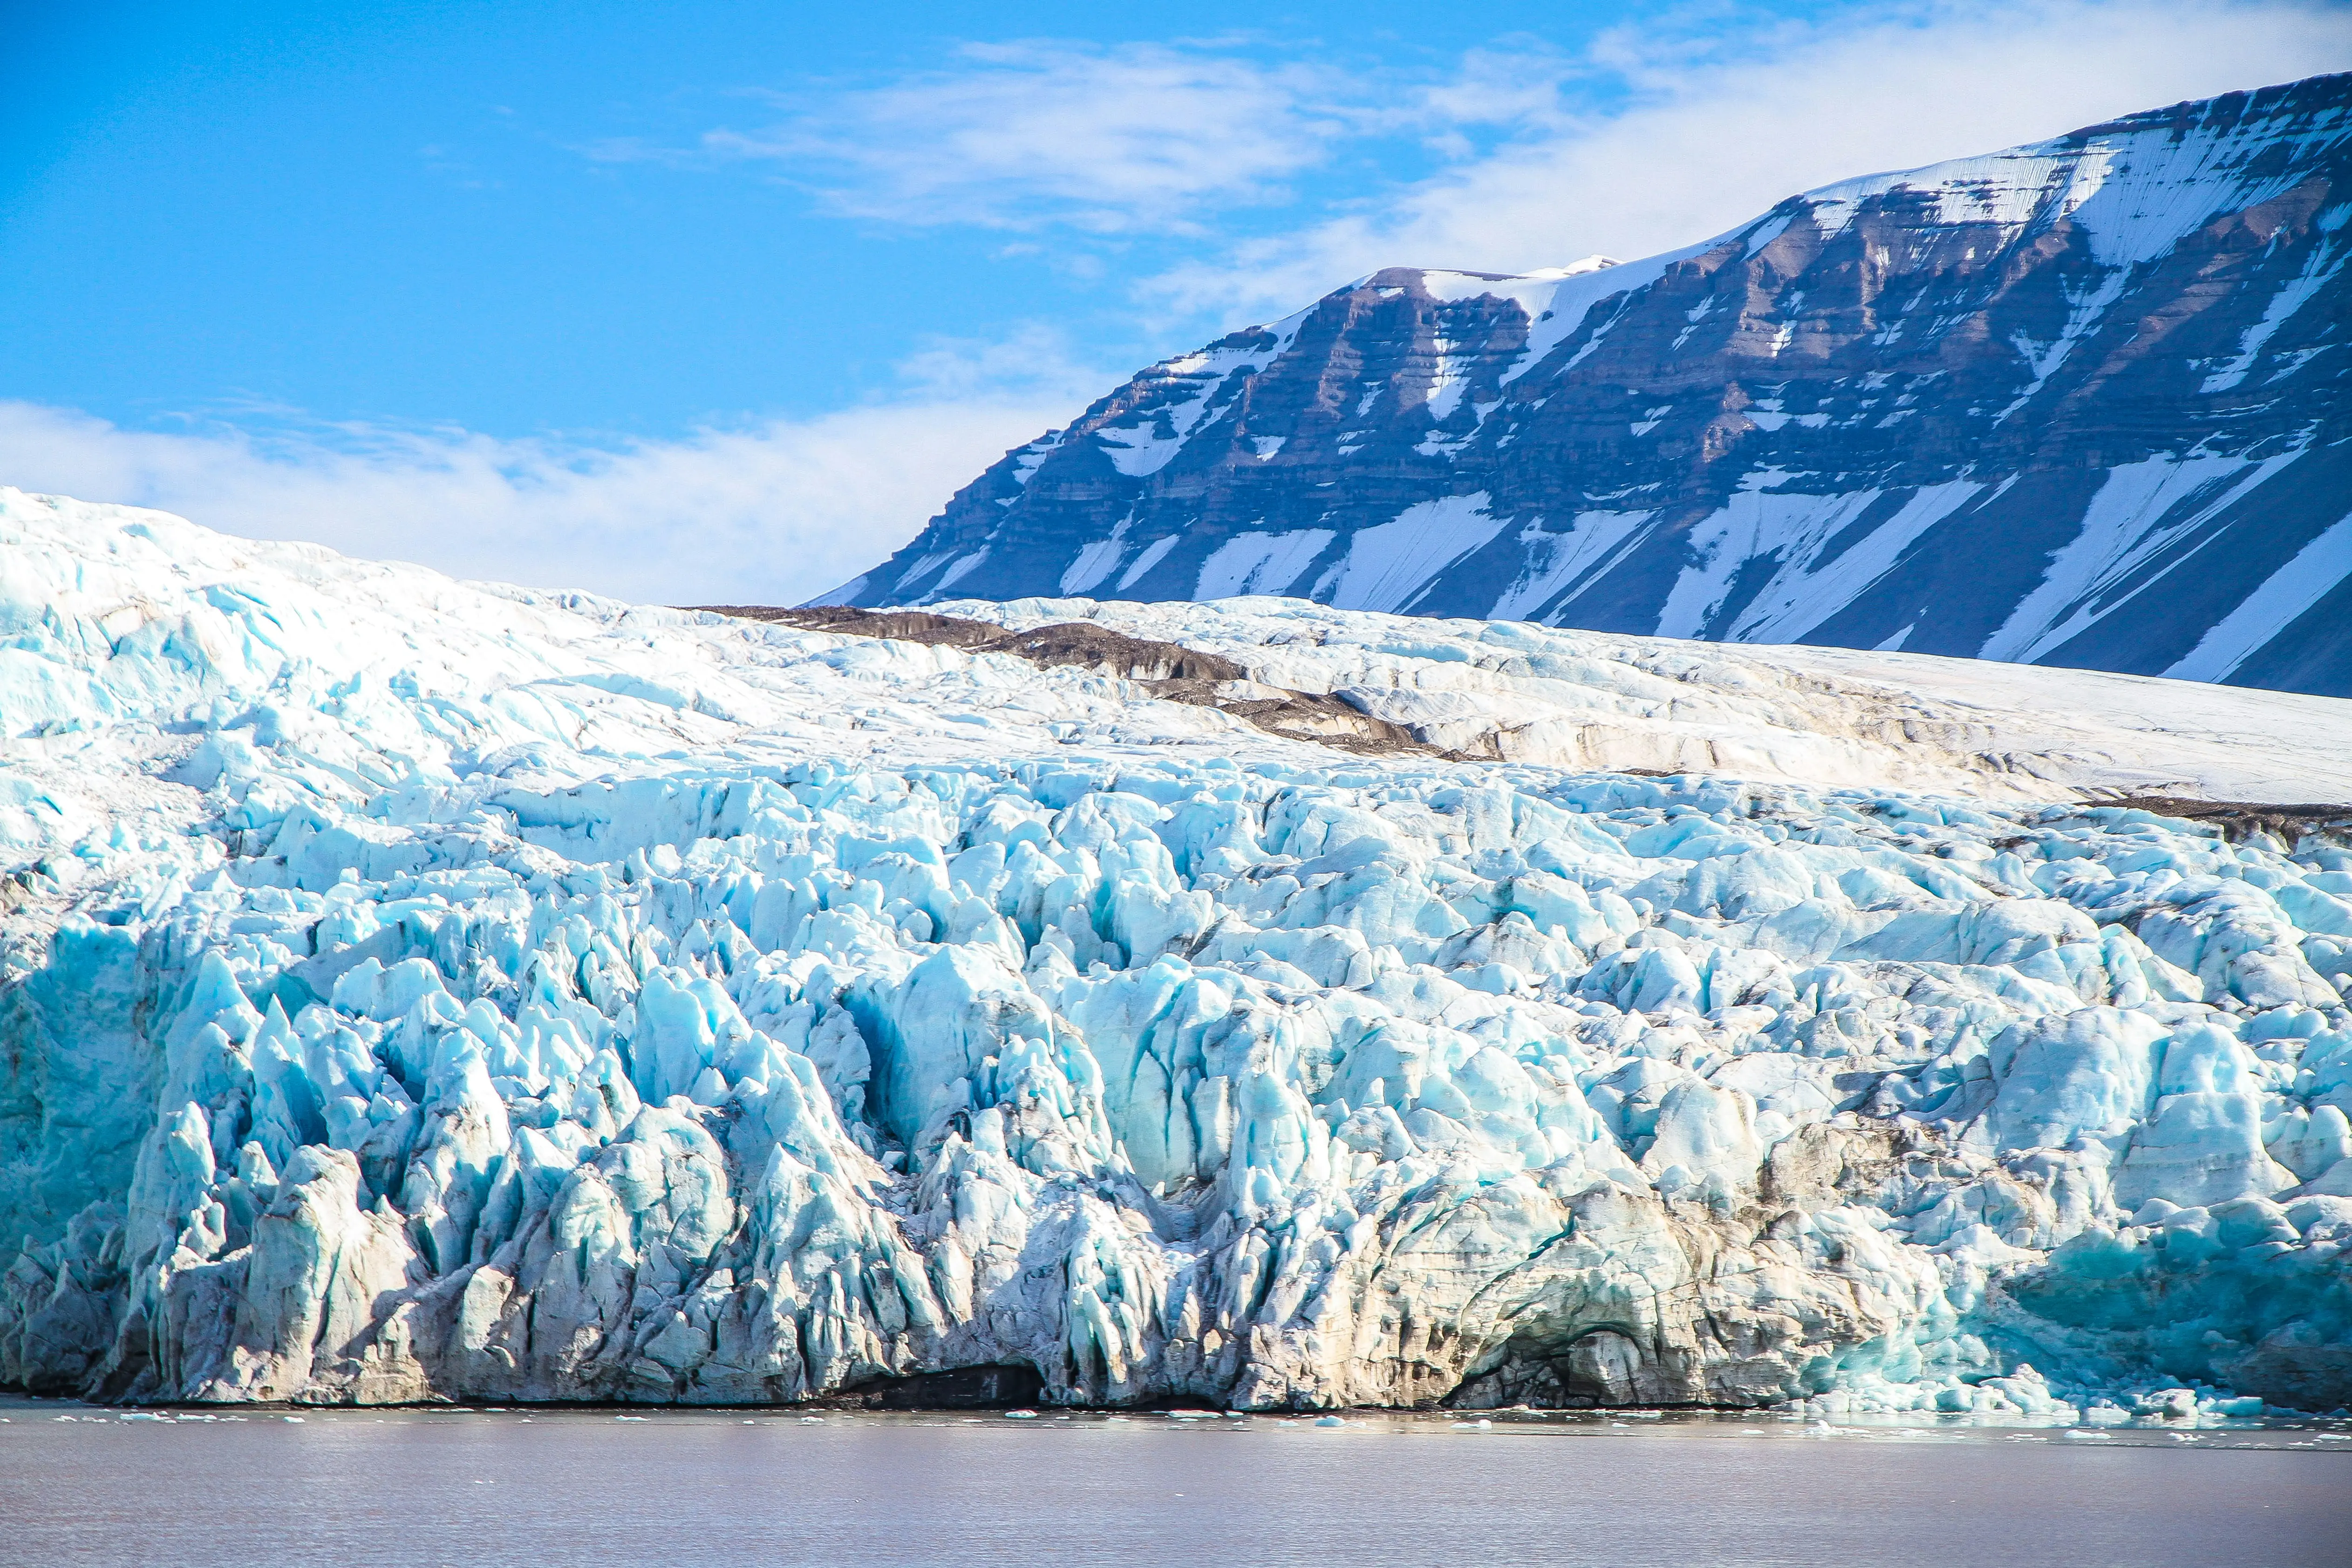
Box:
xmin=2 ymin=490 xmax=2347 ymax=1415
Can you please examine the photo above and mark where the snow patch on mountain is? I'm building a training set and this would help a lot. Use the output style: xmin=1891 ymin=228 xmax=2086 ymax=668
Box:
xmin=2170 ymin=512 xmax=2352 ymax=682
xmin=1318 ymin=496 xmax=1505 ymax=613
xmin=1196 ymin=528 xmax=1332 ymax=600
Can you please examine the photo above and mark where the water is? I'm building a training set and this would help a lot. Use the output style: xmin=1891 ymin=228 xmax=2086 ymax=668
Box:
xmin=4 ymin=1399 xmax=2347 ymax=1567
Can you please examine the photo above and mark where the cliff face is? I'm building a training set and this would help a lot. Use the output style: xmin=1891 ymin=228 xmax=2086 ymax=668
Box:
xmin=833 ymin=74 xmax=2352 ymax=696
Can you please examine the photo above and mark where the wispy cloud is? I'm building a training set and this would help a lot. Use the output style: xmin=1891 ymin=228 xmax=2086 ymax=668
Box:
xmin=892 ymin=321 xmax=1109 ymax=401
xmin=0 ymin=332 xmax=1106 ymax=606
xmin=606 ymin=3 xmax=2351 ymax=317
xmin=589 ymin=36 xmax=1602 ymax=237
xmin=1146 ymin=0 xmax=2352 ymax=317
xmin=593 ymin=41 xmax=1362 ymax=235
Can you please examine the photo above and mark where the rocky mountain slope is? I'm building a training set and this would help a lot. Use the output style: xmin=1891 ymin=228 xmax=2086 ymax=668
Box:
xmin=5 ymin=489 xmax=2350 ymax=1414
xmin=830 ymin=74 xmax=2352 ymax=697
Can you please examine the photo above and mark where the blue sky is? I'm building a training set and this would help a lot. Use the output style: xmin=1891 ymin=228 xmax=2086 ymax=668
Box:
xmin=5 ymin=0 xmax=2348 ymax=603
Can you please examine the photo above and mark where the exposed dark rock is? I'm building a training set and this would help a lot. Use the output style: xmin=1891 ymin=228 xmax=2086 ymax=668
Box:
xmin=702 ymin=605 xmax=1007 ymax=649
xmin=2101 ymin=796 xmax=2352 ymax=843
xmin=836 ymin=1363 xmax=1044 ymax=1410
xmin=693 ymin=604 xmax=1436 ymax=757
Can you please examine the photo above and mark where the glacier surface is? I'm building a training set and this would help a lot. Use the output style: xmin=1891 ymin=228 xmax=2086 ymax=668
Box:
xmin=3 ymin=489 xmax=2350 ymax=1416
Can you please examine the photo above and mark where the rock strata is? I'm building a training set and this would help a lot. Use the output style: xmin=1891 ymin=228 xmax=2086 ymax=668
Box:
xmin=836 ymin=75 xmax=2352 ymax=697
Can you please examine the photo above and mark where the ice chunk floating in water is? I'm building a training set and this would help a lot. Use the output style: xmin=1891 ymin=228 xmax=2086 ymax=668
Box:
xmin=1 ymin=489 xmax=2349 ymax=1413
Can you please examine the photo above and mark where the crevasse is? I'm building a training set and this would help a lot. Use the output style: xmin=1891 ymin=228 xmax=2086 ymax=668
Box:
xmin=1 ymin=490 xmax=2347 ymax=1416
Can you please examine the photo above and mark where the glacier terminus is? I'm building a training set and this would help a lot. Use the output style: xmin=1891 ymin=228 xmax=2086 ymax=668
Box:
xmin=2 ymin=488 xmax=2349 ymax=1419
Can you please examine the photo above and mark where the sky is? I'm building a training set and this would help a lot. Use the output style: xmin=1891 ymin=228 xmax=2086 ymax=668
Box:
xmin=4 ymin=0 xmax=2349 ymax=605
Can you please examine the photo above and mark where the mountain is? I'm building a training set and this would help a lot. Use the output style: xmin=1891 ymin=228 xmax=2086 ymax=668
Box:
xmin=829 ymin=74 xmax=2352 ymax=697
xmin=5 ymin=489 xmax=2352 ymax=1413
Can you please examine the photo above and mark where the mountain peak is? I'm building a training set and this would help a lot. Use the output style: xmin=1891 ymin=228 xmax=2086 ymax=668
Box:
xmin=831 ymin=73 xmax=2352 ymax=697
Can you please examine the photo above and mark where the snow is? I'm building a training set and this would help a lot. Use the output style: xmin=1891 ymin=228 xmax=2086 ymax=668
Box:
xmin=884 ymin=550 xmax=963 ymax=597
xmin=929 ymin=549 xmax=991 ymax=593
xmin=1194 ymin=529 xmax=1334 ymax=600
xmin=1803 ymin=150 xmax=2110 ymax=245
xmin=1417 ymin=271 xmax=1555 ymax=308
xmin=1501 ymin=248 xmax=1698 ymax=385
xmin=1090 ymin=316 xmax=1310 ymax=479
xmin=1798 ymin=90 xmax=2351 ymax=274
xmin=1416 ymin=257 xmax=1618 ymax=305
xmin=1645 ymin=477 xmax=2030 ymax=648
xmin=2200 ymin=239 xmax=2346 ymax=394
xmin=2167 ymin=508 xmax=2352 ymax=682
xmin=1422 ymin=340 xmax=1473 ymax=423
xmin=1980 ymin=454 xmax=2307 ymax=666
xmin=1493 ymin=440 xmax=2333 ymax=682
xmin=4 ymin=488 xmax=2352 ymax=1417
xmin=1097 ymin=426 xmax=1188 ymax=479
xmin=1316 ymin=494 xmax=1505 ymax=613
xmin=1351 ymin=252 xmax=1693 ymax=392
xmin=1995 ymin=270 xmax=2129 ymax=422
xmin=1486 ymin=512 xmax=1660 ymax=624
xmin=1738 ymin=409 xmax=1831 ymax=432
xmin=1725 ymin=482 xmax=1985 ymax=646
xmin=1114 ymin=534 xmax=1179 ymax=592
xmin=1652 ymin=485 xmax=1888 ymax=641
xmin=1057 ymin=525 xmax=1131 ymax=597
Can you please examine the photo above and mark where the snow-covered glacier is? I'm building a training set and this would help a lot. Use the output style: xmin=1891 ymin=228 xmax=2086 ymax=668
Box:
xmin=4 ymin=488 xmax=2350 ymax=1416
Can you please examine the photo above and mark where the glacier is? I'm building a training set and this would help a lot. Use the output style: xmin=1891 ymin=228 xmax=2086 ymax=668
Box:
xmin=3 ymin=487 xmax=2350 ymax=1416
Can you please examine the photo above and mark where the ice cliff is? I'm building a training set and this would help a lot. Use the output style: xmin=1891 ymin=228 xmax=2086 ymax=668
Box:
xmin=3 ymin=489 xmax=2350 ymax=1414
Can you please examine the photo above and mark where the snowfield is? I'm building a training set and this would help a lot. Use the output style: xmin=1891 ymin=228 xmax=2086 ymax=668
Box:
xmin=2 ymin=487 xmax=2349 ymax=1417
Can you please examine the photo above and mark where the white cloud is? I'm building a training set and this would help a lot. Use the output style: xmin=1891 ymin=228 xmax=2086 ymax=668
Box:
xmin=1137 ymin=0 xmax=2352 ymax=317
xmin=20 ymin=3 xmax=2343 ymax=608
xmin=892 ymin=321 xmax=1109 ymax=401
xmin=0 ymin=393 xmax=1075 ymax=607
xmin=641 ymin=38 xmax=1587 ymax=238
xmin=690 ymin=41 xmax=1364 ymax=235
xmin=609 ymin=5 xmax=2352 ymax=318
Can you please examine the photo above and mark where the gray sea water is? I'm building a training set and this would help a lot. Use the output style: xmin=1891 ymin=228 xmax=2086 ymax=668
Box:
xmin=3 ymin=1398 xmax=2347 ymax=1567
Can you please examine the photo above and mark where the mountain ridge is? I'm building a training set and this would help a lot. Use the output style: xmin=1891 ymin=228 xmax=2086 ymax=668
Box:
xmin=828 ymin=73 xmax=2352 ymax=696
